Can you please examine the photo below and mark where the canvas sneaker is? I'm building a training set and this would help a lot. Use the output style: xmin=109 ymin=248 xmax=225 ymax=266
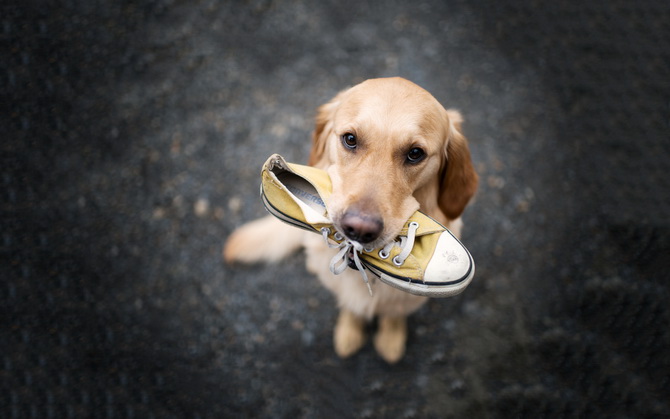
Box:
xmin=260 ymin=153 xmax=475 ymax=298
xmin=260 ymin=154 xmax=333 ymax=234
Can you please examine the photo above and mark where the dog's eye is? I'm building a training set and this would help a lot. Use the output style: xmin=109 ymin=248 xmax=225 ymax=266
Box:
xmin=341 ymin=133 xmax=357 ymax=150
xmin=406 ymin=147 xmax=426 ymax=163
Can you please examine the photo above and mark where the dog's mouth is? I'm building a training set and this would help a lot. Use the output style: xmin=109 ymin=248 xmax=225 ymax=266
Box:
xmin=341 ymin=239 xmax=388 ymax=271
xmin=331 ymin=215 xmax=401 ymax=270
xmin=347 ymin=249 xmax=359 ymax=270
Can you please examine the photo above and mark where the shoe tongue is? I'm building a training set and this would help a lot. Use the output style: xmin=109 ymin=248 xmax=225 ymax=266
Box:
xmin=400 ymin=212 xmax=445 ymax=236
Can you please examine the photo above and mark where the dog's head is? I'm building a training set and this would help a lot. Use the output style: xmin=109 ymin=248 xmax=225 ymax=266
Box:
xmin=309 ymin=77 xmax=478 ymax=248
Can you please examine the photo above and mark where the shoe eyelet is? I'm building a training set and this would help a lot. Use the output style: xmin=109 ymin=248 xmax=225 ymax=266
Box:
xmin=409 ymin=221 xmax=419 ymax=228
xmin=334 ymin=232 xmax=343 ymax=241
xmin=378 ymin=249 xmax=389 ymax=259
xmin=321 ymin=227 xmax=331 ymax=234
xmin=363 ymin=245 xmax=374 ymax=252
xmin=393 ymin=256 xmax=403 ymax=266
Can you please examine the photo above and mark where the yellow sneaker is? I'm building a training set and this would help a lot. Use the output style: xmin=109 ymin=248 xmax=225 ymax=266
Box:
xmin=260 ymin=154 xmax=475 ymax=298
xmin=260 ymin=154 xmax=332 ymax=232
xmin=356 ymin=212 xmax=474 ymax=297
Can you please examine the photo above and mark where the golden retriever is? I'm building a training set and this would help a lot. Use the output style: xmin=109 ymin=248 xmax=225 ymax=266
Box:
xmin=224 ymin=77 xmax=478 ymax=363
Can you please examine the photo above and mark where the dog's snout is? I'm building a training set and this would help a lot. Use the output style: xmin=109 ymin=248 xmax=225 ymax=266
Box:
xmin=340 ymin=211 xmax=383 ymax=244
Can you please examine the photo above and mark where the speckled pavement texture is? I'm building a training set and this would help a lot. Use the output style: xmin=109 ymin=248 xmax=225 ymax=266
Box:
xmin=3 ymin=1 xmax=670 ymax=417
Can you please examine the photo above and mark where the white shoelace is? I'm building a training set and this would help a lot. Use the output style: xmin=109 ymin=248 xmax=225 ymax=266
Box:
xmin=321 ymin=221 xmax=420 ymax=296
xmin=379 ymin=221 xmax=419 ymax=267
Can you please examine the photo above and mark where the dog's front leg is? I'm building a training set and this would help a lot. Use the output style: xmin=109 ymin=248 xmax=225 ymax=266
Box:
xmin=374 ymin=315 xmax=407 ymax=364
xmin=333 ymin=309 xmax=367 ymax=358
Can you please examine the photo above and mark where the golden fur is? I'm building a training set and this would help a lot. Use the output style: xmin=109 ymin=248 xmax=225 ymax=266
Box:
xmin=224 ymin=77 xmax=478 ymax=363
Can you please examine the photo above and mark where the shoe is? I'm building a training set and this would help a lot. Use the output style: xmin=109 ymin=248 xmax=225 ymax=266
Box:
xmin=260 ymin=154 xmax=475 ymax=298
xmin=260 ymin=154 xmax=334 ymax=233
xmin=352 ymin=212 xmax=474 ymax=298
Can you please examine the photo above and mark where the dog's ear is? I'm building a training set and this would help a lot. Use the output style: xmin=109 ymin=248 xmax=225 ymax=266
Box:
xmin=438 ymin=110 xmax=478 ymax=220
xmin=308 ymin=102 xmax=333 ymax=166
xmin=308 ymin=92 xmax=345 ymax=167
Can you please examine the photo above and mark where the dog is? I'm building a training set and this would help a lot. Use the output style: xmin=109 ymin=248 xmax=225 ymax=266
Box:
xmin=224 ymin=77 xmax=478 ymax=363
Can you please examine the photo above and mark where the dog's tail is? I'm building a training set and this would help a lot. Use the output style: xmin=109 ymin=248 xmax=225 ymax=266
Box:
xmin=223 ymin=215 xmax=305 ymax=264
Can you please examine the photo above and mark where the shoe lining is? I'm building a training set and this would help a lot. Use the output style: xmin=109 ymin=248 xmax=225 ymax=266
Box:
xmin=277 ymin=172 xmax=327 ymax=217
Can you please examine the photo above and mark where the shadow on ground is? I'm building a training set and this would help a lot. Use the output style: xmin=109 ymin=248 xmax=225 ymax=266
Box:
xmin=3 ymin=0 xmax=669 ymax=417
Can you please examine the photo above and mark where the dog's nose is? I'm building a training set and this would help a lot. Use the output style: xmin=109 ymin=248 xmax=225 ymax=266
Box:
xmin=340 ymin=211 xmax=383 ymax=244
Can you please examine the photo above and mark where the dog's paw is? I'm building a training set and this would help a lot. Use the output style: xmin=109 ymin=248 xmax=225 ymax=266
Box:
xmin=373 ymin=316 xmax=407 ymax=364
xmin=333 ymin=309 xmax=366 ymax=358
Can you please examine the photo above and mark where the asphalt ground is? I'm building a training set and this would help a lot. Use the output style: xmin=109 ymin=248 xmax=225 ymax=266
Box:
xmin=3 ymin=0 xmax=670 ymax=417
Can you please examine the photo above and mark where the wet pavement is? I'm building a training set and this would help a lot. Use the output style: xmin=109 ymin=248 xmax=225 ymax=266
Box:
xmin=3 ymin=0 xmax=670 ymax=417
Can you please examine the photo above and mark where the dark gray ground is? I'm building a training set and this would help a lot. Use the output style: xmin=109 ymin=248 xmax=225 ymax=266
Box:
xmin=3 ymin=0 xmax=670 ymax=417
